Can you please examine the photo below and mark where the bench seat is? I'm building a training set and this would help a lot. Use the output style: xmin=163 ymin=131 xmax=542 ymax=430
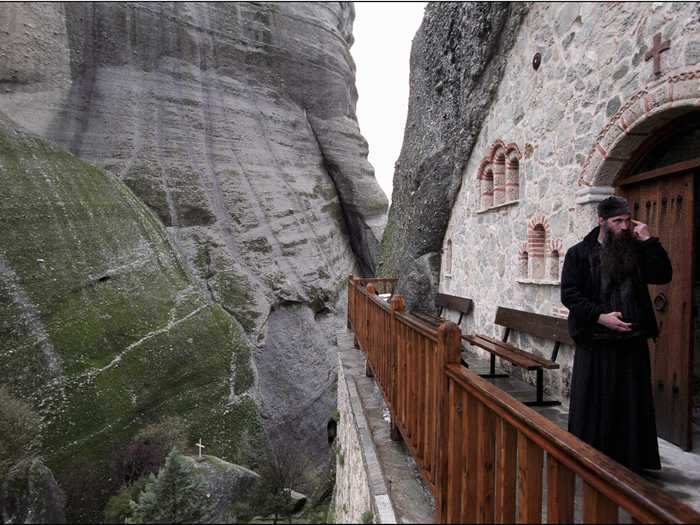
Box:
xmin=463 ymin=307 xmax=572 ymax=407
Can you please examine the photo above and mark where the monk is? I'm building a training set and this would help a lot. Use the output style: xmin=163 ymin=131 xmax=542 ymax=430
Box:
xmin=561 ymin=195 xmax=672 ymax=472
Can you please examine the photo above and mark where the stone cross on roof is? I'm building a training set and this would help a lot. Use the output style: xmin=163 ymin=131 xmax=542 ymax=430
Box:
xmin=645 ymin=33 xmax=670 ymax=77
xmin=196 ymin=438 xmax=205 ymax=459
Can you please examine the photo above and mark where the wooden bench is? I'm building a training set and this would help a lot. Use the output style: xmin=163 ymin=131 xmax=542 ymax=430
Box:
xmin=412 ymin=293 xmax=474 ymax=367
xmin=462 ymin=307 xmax=574 ymax=407
xmin=411 ymin=293 xmax=474 ymax=328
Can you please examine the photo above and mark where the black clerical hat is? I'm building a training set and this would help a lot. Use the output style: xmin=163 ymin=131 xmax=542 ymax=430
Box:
xmin=597 ymin=196 xmax=630 ymax=219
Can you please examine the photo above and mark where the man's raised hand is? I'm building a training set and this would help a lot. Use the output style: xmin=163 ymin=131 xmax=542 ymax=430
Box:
xmin=631 ymin=219 xmax=651 ymax=241
xmin=597 ymin=311 xmax=633 ymax=332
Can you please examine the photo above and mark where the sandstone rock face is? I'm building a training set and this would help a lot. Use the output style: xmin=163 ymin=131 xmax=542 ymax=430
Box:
xmin=1 ymin=458 xmax=66 ymax=524
xmin=0 ymin=2 xmax=386 ymax=519
xmin=378 ymin=2 xmax=527 ymax=311
xmin=0 ymin=117 xmax=259 ymax=521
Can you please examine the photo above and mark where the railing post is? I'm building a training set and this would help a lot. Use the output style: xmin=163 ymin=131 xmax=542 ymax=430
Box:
xmin=389 ymin=294 xmax=405 ymax=442
xmin=435 ymin=321 xmax=462 ymax=523
xmin=365 ymin=283 xmax=377 ymax=377
xmin=347 ymin=273 xmax=354 ymax=329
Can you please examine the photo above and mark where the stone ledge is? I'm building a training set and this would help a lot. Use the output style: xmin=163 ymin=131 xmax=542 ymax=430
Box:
xmin=475 ymin=199 xmax=520 ymax=214
xmin=516 ymin=278 xmax=561 ymax=286
xmin=575 ymin=185 xmax=615 ymax=205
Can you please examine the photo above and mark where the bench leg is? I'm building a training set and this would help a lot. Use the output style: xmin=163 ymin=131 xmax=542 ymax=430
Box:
xmin=523 ymin=369 xmax=561 ymax=407
xmin=479 ymin=353 xmax=509 ymax=379
xmin=365 ymin=359 xmax=374 ymax=378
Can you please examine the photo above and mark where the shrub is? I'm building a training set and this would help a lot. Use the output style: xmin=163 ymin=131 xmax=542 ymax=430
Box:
xmin=128 ymin=448 xmax=212 ymax=524
xmin=112 ymin=416 xmax=189 ymax=485
xmin=103 ymin=478 xmax=148 ymax=524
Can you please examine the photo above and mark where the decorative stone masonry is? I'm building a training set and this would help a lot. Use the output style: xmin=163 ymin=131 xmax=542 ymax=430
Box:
xmin=517 ymin=216 xmax=563 ymax=285
xmin=478 ymin=160 xmax=494 ymax=209
xmin=492 ymin=144 xmax=506 ymax=206
xmin=578 ymin=67 xmax=700 ymax=188
xmin=477 ymin=140 xmax=522 ymax=211
xmin=505 ymin=147 xmax=521 ymax=202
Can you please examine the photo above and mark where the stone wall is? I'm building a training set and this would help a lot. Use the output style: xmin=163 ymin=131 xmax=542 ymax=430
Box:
xmin=334 ymin=353 xmax=396 ymax=524
xmin=440 ymin=2 xmax=700 ymax=400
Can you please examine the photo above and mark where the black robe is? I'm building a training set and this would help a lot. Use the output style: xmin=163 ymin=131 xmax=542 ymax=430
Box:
xmin=561 ymin=226 xmax=672 ymax=472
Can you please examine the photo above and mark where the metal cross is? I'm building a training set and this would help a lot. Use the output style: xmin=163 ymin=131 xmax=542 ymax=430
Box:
xmin=644 ymin=33 xmax=670 ymax=77
xmin=196 ymin=438 xmax=205 ymax=458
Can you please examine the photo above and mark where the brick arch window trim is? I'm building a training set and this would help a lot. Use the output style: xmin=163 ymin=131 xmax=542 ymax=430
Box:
xmin=546 ymin=239 xmax=563 ymax=281
xmin=476 ymin=140 xmax=522 ymax=212
xmin=578 ymin=67 xmax=700 ymax=188
xmin=527 ymin=215 xmax=550 ymax=280
xmin=492 ymin=146 xmax=507 ymax=206
xmin=478 ymin=162 xmax=494 ymax=210
xmin=505 ymin=144 xmax=522 ymax=202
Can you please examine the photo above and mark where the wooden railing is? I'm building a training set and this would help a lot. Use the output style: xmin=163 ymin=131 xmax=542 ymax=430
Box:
xmin=347 ymin=275 xmax=700 ymax=524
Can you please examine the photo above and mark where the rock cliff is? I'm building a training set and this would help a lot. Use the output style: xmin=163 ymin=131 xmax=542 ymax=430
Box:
xmin=0 ymin=2 xmax=386 ymax=520
xmin=0 ymin=117 xmax=259 ymax=520
xmin=378 ymin=2 xmax=527 ymax=310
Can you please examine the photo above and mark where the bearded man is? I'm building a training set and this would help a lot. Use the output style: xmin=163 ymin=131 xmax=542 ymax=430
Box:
xmin=561 ymin=195 xmax=672 ymax=473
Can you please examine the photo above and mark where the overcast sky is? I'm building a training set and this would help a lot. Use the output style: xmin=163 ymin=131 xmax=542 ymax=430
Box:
xmin=351 ymin=2 xmax=426 ymax=202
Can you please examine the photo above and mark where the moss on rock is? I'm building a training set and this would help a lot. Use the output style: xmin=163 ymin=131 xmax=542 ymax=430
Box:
xmin=0 ymin=121 xmax=261 ymax=522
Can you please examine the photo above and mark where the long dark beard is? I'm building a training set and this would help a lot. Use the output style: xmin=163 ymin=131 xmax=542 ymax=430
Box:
xmin=599 ymin=226 xmax=640 ymax=284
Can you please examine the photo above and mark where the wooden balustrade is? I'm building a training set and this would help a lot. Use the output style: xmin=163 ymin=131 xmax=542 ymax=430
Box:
xmin=346 ymin=276 xmax=700 ymax=524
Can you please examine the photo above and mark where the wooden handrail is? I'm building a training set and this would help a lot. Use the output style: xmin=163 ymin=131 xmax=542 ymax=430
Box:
xmin=346 ymin=276 xmax=700 ymax=524
xmin=443 ymin=364 xmax=700 ymax=523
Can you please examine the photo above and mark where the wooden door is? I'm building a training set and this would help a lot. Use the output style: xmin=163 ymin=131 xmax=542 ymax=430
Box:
xmin=620 ymin=166 xmax=695 ymax=450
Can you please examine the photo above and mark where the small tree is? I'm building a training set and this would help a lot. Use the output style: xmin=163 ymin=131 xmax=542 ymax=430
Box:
xmin=246 ymin=438 xmax=309 ymax=524
xmin=128 ymin=448 xmax=212 ymax=524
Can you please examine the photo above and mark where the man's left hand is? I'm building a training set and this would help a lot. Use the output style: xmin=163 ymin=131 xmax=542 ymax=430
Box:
xmin=632 ymin=219 xmax=651 ymax=241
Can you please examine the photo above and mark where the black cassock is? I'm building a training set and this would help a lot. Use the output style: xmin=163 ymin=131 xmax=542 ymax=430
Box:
xmin=561 ymin=226 xmax=672 ymax=472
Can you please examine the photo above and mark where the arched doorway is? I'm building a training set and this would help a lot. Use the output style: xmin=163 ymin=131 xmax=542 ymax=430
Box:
xmin=616 ymin=111 xmax=700 ymax=451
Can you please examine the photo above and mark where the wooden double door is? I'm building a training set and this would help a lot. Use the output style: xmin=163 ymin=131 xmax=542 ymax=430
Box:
xmin=619 ymin=159 xmax=700 ymax=450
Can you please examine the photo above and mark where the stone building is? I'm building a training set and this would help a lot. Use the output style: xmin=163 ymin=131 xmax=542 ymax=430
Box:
xmin=438 ymin=2 xmax=700 ymax=450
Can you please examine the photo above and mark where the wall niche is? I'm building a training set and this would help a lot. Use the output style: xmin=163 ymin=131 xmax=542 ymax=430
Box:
xmin=517 ymin=214 xmax=562 ymax=285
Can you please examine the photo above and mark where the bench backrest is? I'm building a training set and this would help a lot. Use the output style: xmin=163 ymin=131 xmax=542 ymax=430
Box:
xmin=495 ymin=307 xmax=574 ymax=346
xmin=436 ymin=293 xmax=473 ymax=315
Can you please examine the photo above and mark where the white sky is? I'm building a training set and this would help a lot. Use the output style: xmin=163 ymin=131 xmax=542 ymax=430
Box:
xmin=351 ymin=2 xmax=427 ymax=203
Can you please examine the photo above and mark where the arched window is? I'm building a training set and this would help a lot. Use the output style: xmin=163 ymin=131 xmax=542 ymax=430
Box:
xmin=479 ymin=167 xmax=493 ymax=210
xmin=527 ymin=215 xmax=549 ymax=280
xmin=492 ymin=147 xmax=506 ymax=206
xmin=547 ymin=239 xmax=563 ymax=280
xmin=475 ymin=141 xmax=521 ymax=212
xmin=505 ymin=144 xmax=521 ymax=202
